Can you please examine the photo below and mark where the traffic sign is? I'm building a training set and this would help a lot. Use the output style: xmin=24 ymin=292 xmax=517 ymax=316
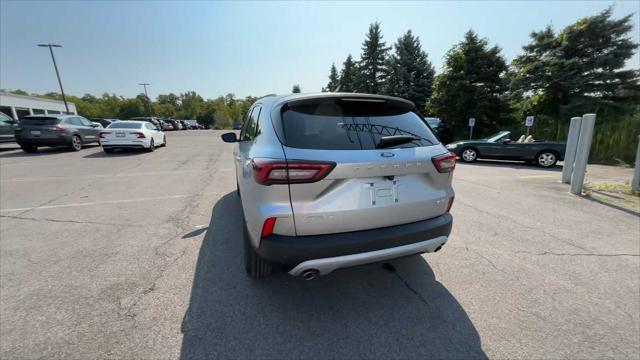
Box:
xmin=525 ymin=116 xmax=534 ymax=127
xmin=468 ymin=118 xmax=476 ymax=127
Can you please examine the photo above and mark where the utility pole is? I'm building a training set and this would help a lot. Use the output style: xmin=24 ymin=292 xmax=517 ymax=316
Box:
xmin=37 ymin=44 xmax=69 ymax=113
xmin=138 ymin=83 xmax=152 ymax=116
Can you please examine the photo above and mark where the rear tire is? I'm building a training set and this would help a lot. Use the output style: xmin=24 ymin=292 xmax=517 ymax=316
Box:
xmin=244 ymin=220 xmax=271 ymax=279
xmin=21 ymin=146 xmax=37 ymax=153
xmin=536 ymin=151 xmax=558 ymax=167
xmin=70 ymin=135 xmax=82 ymax=151
xmin=162 ymin=135 xmax=167 ymax=147
xmin=460 ymin=147 xmax=478 ymax=163
xmin=147 ymin=139 xmax=155 ymax=152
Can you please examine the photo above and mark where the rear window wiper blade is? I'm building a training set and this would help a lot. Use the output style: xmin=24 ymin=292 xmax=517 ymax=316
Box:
xmin=376 ymin=135 xmax=421 ymax=149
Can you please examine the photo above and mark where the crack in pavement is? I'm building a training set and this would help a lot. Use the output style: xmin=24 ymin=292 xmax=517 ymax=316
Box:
xmin=515 ymin=250 xmax=640 ymax=257
xmin=0 ymin=214 xmax=155 ymax=228
xmin=457 ymin=199 xmax=593 ymax=253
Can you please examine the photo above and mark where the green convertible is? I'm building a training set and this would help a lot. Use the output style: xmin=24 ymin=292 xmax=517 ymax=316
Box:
xmin=445 ymin=131 xmax=566 ymax=167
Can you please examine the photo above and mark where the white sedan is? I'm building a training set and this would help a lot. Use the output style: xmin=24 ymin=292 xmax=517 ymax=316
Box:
xmin=99 ymin=121 xmax=166 ymax=153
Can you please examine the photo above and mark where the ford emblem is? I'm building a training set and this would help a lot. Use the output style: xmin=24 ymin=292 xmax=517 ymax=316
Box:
xmin=380 ymin=152 xmax=395 ymax=158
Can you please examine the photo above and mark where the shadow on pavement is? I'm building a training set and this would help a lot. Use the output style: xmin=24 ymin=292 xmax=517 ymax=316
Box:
xmin=83 ymin=148 xmax=150 ymax=158
xmin=180 ymin=192 xmax=486 ymax=359
xmin=0 ymin=144 xmax=99 ymax=158
xmin=581 ymin=193 xmax=640 ymax=217
xmin=462 ymin=159 xmax=562 ymax=171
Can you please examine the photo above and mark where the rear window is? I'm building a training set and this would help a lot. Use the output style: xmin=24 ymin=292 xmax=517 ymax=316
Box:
xmin=20 ymin=116 xmax=61 ymax=126
xmin=107 ymin=122 xmax=142 ymax=129
xmin=281 ymin=101 xmax=438 ymax=150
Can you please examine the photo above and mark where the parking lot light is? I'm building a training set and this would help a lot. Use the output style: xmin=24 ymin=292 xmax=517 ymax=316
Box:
xmin=37 ymin=43 xmax=70 ymax=113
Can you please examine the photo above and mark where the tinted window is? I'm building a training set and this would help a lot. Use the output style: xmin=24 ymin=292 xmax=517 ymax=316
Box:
xmin=20 ymin=116 xmax=61 ymax=126
xmin=68 ymin=118 xmax=83 ymax=126
xmin=78 ymin=117 xmax=93 ymax=126
xmin=281 ymin=101 xmax=438 ymax=150
xmin=107 ymin=122 xmax=142 ymax=129
xmin=0 ymin=112 xmax=13 ymax=123
xmin=241 ymin=105 xmax=261 ymax=141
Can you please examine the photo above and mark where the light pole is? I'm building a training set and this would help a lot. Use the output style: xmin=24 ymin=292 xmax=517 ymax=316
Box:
xmin=37 ymin=44 xmax=69 ymax=113
xmin=138 ymin=83 xmax=152 ymax=116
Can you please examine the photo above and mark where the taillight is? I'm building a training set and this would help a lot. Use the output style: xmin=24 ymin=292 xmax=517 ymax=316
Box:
xmin=131 ymin=132 xmax=145 ymax=138
xmin=432 ymin=152 xmax=456 ymax=173
xmin=261 ymin=217 xmax=277 ymax=238
xmin=251 ymin=159 xmax=335 ymax=185
xmin=50 ymin=125 xmax=66 ymax=132
xmin=446 ymin=196 xmax=455 ymax=212
xmin=99 ymin=131 xmax=111 ymax=138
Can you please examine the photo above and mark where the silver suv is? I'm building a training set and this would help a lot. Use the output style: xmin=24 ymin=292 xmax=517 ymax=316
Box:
xmin=222 ymin=93 xmax=455 ymax=279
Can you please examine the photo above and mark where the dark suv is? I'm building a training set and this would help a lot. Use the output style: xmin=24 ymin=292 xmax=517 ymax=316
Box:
xmin=14 ymin=115 xmax=101 ymax=152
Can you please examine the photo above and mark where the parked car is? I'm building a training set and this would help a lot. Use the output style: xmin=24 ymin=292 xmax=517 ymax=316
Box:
xmin=129 ymin=117 xmax=162 ymax=129
xmin=0 ymin=112 xmax=17 ymax=143
xmin=91 ymin=118 xmax=120 ymax=128
xmin=446 ymin=130 xmax=566 ymax=167
xmin=179 ymin=120 xmax=189 ymax=130
xmin=91 ymin=122 xmax=104 ymax=129
xmin=232 ymin=122 xmax=243 ymax=130
xmin=165 ymin=119 xmax=181 ymax=130
xmin=159 ymin=119 xmax=174 ymax=131
xmin=100 ymin=121 xmax=166 ymax=153
xmin=185 ymin=120 xmax=199 ymax=129
xmin=15 ymin=115 xmax=101 ymax=152
xmin=221 ymin=93 xmax=455 ymax=279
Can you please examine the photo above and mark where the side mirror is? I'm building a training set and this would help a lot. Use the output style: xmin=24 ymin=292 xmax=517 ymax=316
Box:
xmin=500 ymin=138 xmax=512 ymax=144
xmin=91 ymin=123 xmax=100 ymax=128
xmin=221 ymin=132 xmax=238 ymax=143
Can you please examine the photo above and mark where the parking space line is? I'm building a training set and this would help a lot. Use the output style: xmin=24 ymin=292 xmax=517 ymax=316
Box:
xmin=0 ymin=192 xmax=225 ymax=213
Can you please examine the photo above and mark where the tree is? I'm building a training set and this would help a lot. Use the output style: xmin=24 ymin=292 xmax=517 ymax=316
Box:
xmin=9 ymin=89 xmax=28 ymax=95
xmin=357 ymin=22 xmax=390 ymax=94
xmin=511 ymin=7 xmax=639 ymax=138
xmin=339 ymin=54 xmax=358 ymax=92
xmin=384 ymin=30 xmax=435 ymax=112
xmin=179 ymin=91 xmax=203 ymax=119
xmin=427 ymin=30 xmax=512 ymax=138
xmin=326 ymin=63 xmax=339 ymax=92
xmin=292 ymin=84 xmax=301 ymax=93
xmin=157 ymin=93 xmax=180 ymax=107
xmin=118 ymin=98 xmax=145 ymax=119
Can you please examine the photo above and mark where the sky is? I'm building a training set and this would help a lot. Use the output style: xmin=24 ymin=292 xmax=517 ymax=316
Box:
xmin=1 ymin=1 xmax=638 ymax=100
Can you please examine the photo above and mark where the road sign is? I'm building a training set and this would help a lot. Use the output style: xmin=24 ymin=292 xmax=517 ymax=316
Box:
xmin=468 ymin=118 xmax=475 ymax=127
xmin=525 ymin=116 xmax=534 ymax=127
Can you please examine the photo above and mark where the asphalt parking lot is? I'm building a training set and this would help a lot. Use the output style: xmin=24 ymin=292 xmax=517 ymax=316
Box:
xmin=1 ymin=130 xmax=638 ymax=359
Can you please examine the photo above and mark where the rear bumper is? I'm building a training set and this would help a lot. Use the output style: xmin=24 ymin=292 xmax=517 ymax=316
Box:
xmin=16 ymin=136 xmax=72 ymax=147
xmin=257 ymin=213 xmax=452 ymax=271
xmin=100 ymin=139 xmax=149 ymax=148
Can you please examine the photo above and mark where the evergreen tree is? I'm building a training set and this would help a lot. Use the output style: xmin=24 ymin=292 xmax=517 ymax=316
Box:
xmin=339 ymin=54 xmax=358 ymax=92
xmin=357 ymin=22 xmax=390 ymax=94
xmin=292 ymin=84 xmax=301 ymax=93
xmin=385 ymin=30 xmax=435 ymax=112
xmin=511 ymin=7 xmax=639 ymax=120
xmin=326 ymin=63 xmax=339 ymax=92
xmin=427 ymin=30 xmax=511 ymax=138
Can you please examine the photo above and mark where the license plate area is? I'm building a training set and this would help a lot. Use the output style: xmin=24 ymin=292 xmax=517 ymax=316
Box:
xmin=115 ymin=131 xmax=125 ymax=137
xmin=30 ymin=130 xmax=41 ymax=135
xmin=366 ymin=179 xmax=400 ymax=206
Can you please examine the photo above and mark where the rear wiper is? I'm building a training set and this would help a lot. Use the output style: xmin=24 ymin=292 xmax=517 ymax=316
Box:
xmin=376 ymin=135 xmax=421 ymax=149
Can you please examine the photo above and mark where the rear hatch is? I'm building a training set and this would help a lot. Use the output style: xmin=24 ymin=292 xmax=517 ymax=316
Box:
xmin=17 ymin=116 xmax=62 ymax=139
xmin=277 ymin=97 xmax=454 ymax=236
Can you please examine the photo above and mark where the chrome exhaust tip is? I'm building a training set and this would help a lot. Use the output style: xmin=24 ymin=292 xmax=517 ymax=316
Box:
xmin=301 ymin=269 xmax=319 ymax=280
